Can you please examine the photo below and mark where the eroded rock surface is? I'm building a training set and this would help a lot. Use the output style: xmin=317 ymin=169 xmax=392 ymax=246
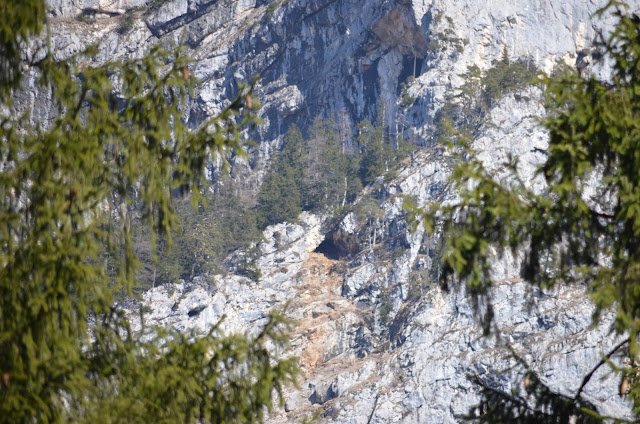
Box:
xmin=131 ymin=104 xmax=632 ymax=420
xmin=46 ymin=0 xmax=640 ymax=421
xmin=36 ymin=0 xmax=629 ymax=196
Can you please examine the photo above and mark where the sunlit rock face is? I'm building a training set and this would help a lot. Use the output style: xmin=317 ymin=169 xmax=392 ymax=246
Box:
xmin=41 ymin=0 xmax=621 ymax=187
xmin=48 ymin=0 xmax=639 ymax=422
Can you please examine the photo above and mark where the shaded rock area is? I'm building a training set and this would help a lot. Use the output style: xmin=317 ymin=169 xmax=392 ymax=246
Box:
xmin=315 ymin=227 xmax=359 ymax=260
xmin=372 ymin=7 xmax=429 ymax=57
xmin=36 ymin=0 xmax=627 ymax=198
xmin=314 ymin=237 xmax=345 ymax=260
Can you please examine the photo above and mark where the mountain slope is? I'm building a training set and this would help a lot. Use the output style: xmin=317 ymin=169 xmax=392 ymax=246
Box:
xmin=43 ymin=0 xmax=640 ymax=421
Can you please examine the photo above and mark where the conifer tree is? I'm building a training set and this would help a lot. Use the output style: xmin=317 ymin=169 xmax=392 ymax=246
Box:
xmin=303 ymin=117 xmax=348 ymax=210
xmin=257 ymin=168 xmax=303 ymax=227
xmin=0 ymin=2 xmax=297 ymax=422
xmin=133 ymin=177 xmax=261 ymax=290
xmin=256 ymin=124 xmax=304 ymax=227
xmin=433 ymin=55 xmax=537 ymax=142
xmin=346 ymin=154 xmax=363 ymax=205
xmin=358 ymin=119 xmax=393 ymax=186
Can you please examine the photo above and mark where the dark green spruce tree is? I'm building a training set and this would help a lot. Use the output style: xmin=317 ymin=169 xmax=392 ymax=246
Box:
xmin=133 ymin=176 xmax=261 ymax=290
xmin=358 ymin=118 xmax=393 ymax=186
xmin=256 ymin=124 xmax=304 ymax=227
xmin=303 ymin=117 xmax=348 ymax=211
xmin=0 ymin=1 xmax=297 ymax=422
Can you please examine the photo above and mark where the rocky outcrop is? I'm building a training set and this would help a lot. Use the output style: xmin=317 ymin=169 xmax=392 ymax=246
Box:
xmin=48 ymin=0 xmax=147 ymax=17
xmin=44 ymin=0 xmax=640 ymax=421
xmin=127 ymin=90 xmax=633 ymax=422
xmin=39 ymin=0 xmax=626 ymax=195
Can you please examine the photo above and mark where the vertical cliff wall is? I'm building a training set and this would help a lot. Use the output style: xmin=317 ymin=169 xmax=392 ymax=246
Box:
xmin=41 ymin=0 xmax=622 ymax=190
xmin=43 ymin=0 xmax=640 ymax=422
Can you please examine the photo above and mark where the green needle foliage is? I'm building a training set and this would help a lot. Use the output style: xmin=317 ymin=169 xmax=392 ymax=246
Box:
xmin=409 ymin=2 xmax=640 ymax=421
xmin=131 ymin=180 xmax=262 ymax=291
xmin=256 ymin=124 xmax=304 ymax=228
xmin=433 ymin=53 xmax=538 ymax=143
xmin=0 ymin=1 xmax=297 ymax=422
xmin=463 ymin=370 xmax=603 ymax=424
xmin=256 ymin=119 xmax=364 ymax=228
xmin=0 ymin=0 xmax=45 ymax=97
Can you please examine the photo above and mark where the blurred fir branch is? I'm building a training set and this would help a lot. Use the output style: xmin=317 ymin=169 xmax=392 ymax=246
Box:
xmin=0 ymin=1 xmax=297 ymax=422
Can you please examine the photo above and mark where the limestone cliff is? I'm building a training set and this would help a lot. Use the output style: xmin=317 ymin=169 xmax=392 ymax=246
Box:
xmin=130 ymin=93 xmax=631 ymax=422
xmin=42 ymin=0 xmax=640 ymax=421
xmin=37 ymin=0 xmax=624 ymax=193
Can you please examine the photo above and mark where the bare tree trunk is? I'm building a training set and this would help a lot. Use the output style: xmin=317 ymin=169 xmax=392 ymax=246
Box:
xmin=372 ymin=218 xmax=378 ymax=247
xmin=413 ymin=52 xmax=417 ymax=78
xmin=341 ymin=176 xmax=348 ymax=208
xmin=190 ymin=252 xmax=197 ymax=281
xmin=369 ymin=219 xmax=374 ymax=250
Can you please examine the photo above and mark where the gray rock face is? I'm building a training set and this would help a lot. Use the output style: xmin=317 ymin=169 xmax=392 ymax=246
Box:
xmin=41 ymin=0 xmax=624 ymax=180
xmin=48 ymin=0 xmax=149 ymax=17
xmin=43 ymin=0 xmax=640 ymax=421
xmin=126 ymin=89 xmax=633 ymax=422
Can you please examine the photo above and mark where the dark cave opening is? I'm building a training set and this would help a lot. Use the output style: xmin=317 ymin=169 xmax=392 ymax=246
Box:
xmin=315 ymin=237 xmax=347 ymax=260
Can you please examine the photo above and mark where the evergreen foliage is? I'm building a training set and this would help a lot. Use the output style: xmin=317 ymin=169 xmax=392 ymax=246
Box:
xmin=0 ymin=2 xmax=297 ymax=422
xmin=409 ymin=3 xmax=640 ymax=421
xmin=361 ymin=100 xmax=396 ymax=185
xmin=0 ymin=0 xmax=45 ymax=96
xmin=133 ymin=178 xmax=261 ymax=290
xmin=257 ymin=168 xmax=303 ymax=227
xmin=345 ymin=153 xmax=364 ymax=203
xmin=303 ymin=117 xmax=349 ymax=210
xmin=257 ymin=101 xmax=420 ymax=229
xmin=256 ymin=124 xmax=304 ymax=227
xmin=434 ymin=52 xmax=538 ymax=141
xmin=462 ymin=367 xmax=603 ymax=423
xmin=256 ymin=119 xmax=363 ymax=227
xmin=358 ymin=119 xmax=394 ymax=186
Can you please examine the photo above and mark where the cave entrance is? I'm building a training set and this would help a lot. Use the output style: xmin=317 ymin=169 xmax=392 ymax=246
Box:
xmin=315 ymin=237 xmax=347 ymax=260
